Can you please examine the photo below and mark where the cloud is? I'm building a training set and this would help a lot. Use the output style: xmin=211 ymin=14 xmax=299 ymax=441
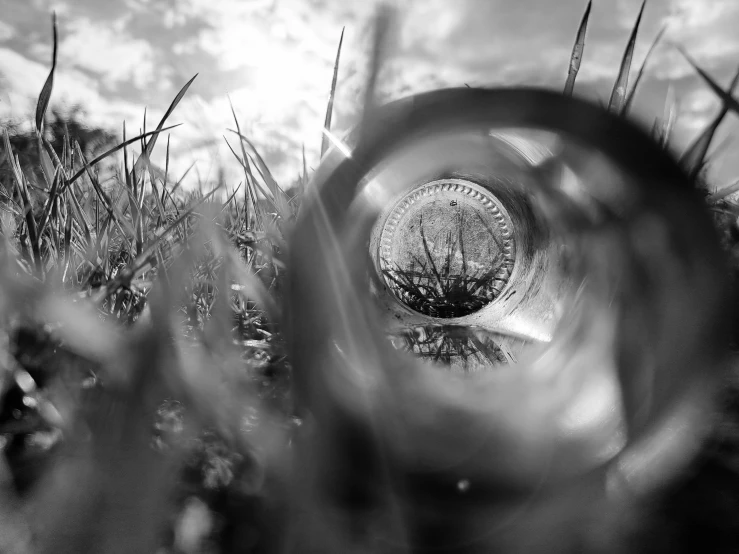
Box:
xmin=0 ymin=21 xmax=15 ymax=41
xmin=26 ymin=16 xmax=160 ymax=92
xmin=0 ymin=47 xmax=148 ymax=131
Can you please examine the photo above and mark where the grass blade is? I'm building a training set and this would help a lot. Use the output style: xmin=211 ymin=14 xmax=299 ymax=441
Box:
xmin=223 ymin=136 xmax=263 ymax=228
xmin=148 ymin=178 xmax=169 ymax=229
xmin=623 ymin=23 xmax=666 ymax=114
xmin=168 ymin=162 xmax=195 ymax=207
xmin=66 ymin=181 xmax=92 ymax=247
xmin=62 ymin=188 xmax=73 ymax=281
xmin=245 ymin=148 xmax=291 ymax=219
xmin=708 ymin=179 xmax=739 ymax=204
xmin=162 ymin=134 xmax=170 ymax=208
xmin=658 ymin=84 xmax=677 ymax=149
xmin=62 ymin=124 xmax=181 ymax=192
xmin=37 ymin=135 xmax=56 ymax=189
xmin=678 ymin=47 xmax=739 ymax=116
xmin=680 ymin=61 xmax=739 ymax=177
xmin=73 ymin=141 xmax=135 ymax=247
xmin=226 ymin=97 xmax=260 ymax=225
xmin=418 ymin=217 xmax=443 ymax=293
xmin=35 ymin=164 xmax=61 ymax=239
xmin=227 ymin=129 xmax=291 ymax=221
xmin=3 ymin=130 xmax=42 ymax=276
xmin=221 ymin=183 xmax=242 ymax=214
xmin=608 ymin=0 xmax=646 ymax=113
xmin=0 ymin=132 xmax=25 ymax=196
xmin=321 ymin=27 xmax=344 ymax=158
xmin=132 ymin=74 xmax=198 ymax=177
xmin=123 ymin=122 xmax=144 ymax=256
xmin=564 ymin=0 xmax=592 ymax=97
xmin=35 ymin=12 xmax=57 ymax=135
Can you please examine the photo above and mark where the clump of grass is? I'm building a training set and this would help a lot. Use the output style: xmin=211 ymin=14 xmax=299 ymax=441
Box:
xmin=0 ymin=12 xmax=297 ymax=554
xmin=381 ymin=212 xmax=508 ymax=318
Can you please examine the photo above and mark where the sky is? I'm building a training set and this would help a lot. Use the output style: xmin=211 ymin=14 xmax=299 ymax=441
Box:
xmin=1 ymin=0 xmax=739 ymax=190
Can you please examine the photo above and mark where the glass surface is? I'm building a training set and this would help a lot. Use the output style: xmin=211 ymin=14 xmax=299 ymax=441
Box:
xmin=379 ymin=179 xmax=515 ymax=319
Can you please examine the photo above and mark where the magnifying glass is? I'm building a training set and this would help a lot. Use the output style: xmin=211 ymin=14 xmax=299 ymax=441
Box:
xmin=285 ymin=87 xmax=731 ymax=553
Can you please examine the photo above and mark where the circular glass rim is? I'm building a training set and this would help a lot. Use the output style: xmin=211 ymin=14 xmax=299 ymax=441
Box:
xmin=377 ymin=177 xmax=518 ymax=318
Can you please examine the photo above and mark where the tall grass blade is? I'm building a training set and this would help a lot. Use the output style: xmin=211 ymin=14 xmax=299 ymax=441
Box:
xmin=608 ymin=0 xmax=646 ymax=113
xmin=37 ymin=135 xmax=56 ymax=189
xmin=123 ymin=122 xmax=144 ymax=256
xmin=680 ymin=61 xmax=739 ymax=177
xmin=132 ymin=74 xmax=198 ymax=176
xmin=226 ymin=97 xmax=259 ymax=225
xmin=62 ymin=188 xmax=73 ymax=281
xmin=163 ymin=134 xmax=170 ymax=186
xmin=222 ymin=182 xmax=242 ymax=213
xmin=162 ymin=134 xmax=171 ymax=207
xmin=658 ymin=84 xmax=677 ymax=149
xmin=36 ymin=165 xmax=61 ymax=239
xmin=148 ymin=179 xmax=168 ymax=229
xmin=678 ymin=47 xmax=739 ymax=116
xmin=223 ymin=135 xmax=264 ymax=231
xmin=227 ymin=129 xmax=291 ymax=221
xmin=66 ymin=182 xmax=92 ymax=246
xmin=320 ymin=27 xmax=344 ymax=158
xmin=564 ymin=0 xmax=592 ymax=97
xmin=623 ymin=23 xmax=666 ymax=114
xmin=35 ymin=12 xmax=57 ymax=135
xmin=42 ymin=134 xmax=66 ymax=179
xmin=136 ymin=151 xmax=169 ymax=227
xmin=244 ymin=147 xmax=290 ymax=217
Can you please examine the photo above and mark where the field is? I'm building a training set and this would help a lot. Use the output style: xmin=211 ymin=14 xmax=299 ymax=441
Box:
xmin=2 ymin=3 xmax=739 ymax=553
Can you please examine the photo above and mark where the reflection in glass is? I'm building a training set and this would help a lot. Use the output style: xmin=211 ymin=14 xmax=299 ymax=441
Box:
xmin=387 ymin=324 xmax=534 ymax=373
